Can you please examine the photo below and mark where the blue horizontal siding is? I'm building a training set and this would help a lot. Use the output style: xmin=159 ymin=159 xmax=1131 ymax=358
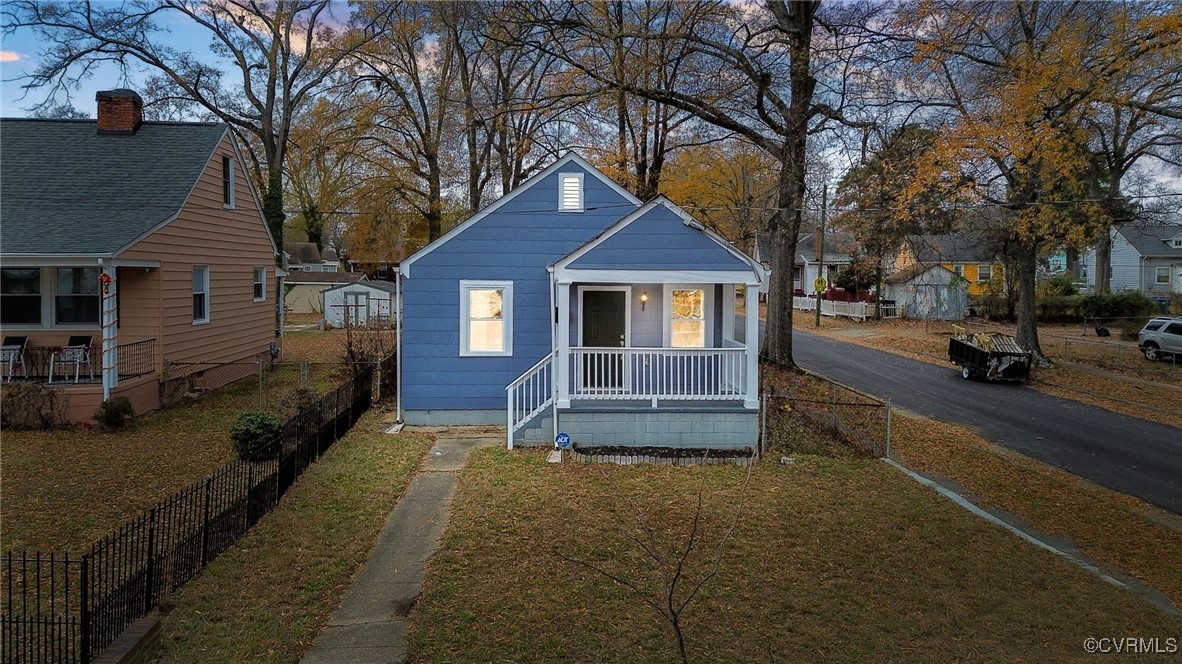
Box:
xmin=403 ymin=164 xmax=638 ymax=412
xmin=569 ymin=205 xmax=752 ymax=271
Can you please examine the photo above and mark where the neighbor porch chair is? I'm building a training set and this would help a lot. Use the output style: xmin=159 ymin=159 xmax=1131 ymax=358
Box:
xmin=49 ymin=335 xmax=94 ymax=383
xmin=1 ymin=336 xmax=28 ymax=382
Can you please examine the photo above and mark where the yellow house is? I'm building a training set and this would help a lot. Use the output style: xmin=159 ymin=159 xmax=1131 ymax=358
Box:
xmin=893 ymin=235 xmax=1004 ymax=298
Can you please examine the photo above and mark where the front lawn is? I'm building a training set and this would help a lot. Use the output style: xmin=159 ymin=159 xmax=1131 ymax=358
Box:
xmin=1 ymin=329 xmax=352 ymax=551
xmin=408 ymin=449 xmax=1182 ymax=662
xmin=154 ymin=409 xmax=433 ymax=663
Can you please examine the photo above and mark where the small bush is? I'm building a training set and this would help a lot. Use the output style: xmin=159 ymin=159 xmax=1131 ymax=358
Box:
xmin=94 ymin=397 xmax=135 ymax=430
xmin=230 ymin=411 xmax=282 ymax=461
xmin=1079 ymin=291 xmax=1154 ymax=319
xmin=1037 ymin=275 xmax=1078 ymax=298
xmin=276 ymin=386 xmax=319 ymax=419
xmin=0 ymin=383 xmax=70 ymax=430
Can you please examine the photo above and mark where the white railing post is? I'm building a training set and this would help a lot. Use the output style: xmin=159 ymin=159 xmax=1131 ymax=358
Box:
xmin=744 ymin=284 xmax=759 ymax=408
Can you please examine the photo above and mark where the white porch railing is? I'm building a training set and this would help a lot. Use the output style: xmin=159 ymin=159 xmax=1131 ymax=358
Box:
xmin=505 ymin=352 xmax=555 ymax=449
xmin=792 ymin=297 xmax=898 ymax=320
xmin=569 ymin=347 xmax=747 ymax=402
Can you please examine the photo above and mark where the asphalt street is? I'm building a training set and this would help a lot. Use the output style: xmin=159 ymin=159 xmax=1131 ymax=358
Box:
xmin=784 ymin=328 xmax=1182 ymax=515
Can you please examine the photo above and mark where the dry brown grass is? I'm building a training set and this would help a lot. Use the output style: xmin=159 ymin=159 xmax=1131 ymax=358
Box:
xmin=408 ymin=448 xmax=1182 ymax=663
xmin=155 ymin=409 xmax=433 ymax=663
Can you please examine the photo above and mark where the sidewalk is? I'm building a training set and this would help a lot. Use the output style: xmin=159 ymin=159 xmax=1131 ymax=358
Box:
xmin=301 ymin=434 xmax=499 ymax=664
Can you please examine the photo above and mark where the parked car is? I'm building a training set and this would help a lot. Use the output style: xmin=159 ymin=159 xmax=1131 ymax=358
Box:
xmin=1138 ymin=316 xmax=1182 ymax=361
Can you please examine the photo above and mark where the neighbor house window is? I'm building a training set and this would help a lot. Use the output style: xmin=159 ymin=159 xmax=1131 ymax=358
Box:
xmin=460 ymin=281 xmax=512 ymax=356
xmin=953 ymin=264 xmax=964 ymax=278
xmin=977 ymin=264 xmax=992 ymax=282
xmin=193 ymin=266 xmax=210 ymax=323
xmin=55 ymin=267 xmax=99 ymax=324
xmin=558 ymin=172 xmax=584 ymax=212
xmin=1172 ymin=239 xmax=1182 ymax=248
xmin=1156 ymin=267 xmax=1171 ymax=284
xmin=253 ymin=267 xmax=266 ymax=301
xmin=0 ymin=267 xmax=42 ymax=325
xmin=670 ymin=288 xmax=706 ymax=348
xmin=222 ymin=156 xmax=235 ymax=208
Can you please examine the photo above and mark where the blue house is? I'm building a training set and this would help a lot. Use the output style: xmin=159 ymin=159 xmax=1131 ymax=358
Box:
xmin=396 ymin=154 xmax=765 ymax=449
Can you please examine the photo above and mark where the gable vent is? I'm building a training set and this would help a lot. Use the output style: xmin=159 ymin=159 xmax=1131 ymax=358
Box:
xmin=559 ymin=172 xmax=584 ymax=212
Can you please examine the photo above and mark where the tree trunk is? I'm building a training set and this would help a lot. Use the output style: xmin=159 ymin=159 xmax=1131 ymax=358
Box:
xmin=1013 ymin=242 xmax=1047 ymax=363
xmin=1094 ymin=231 xmax=1112 ymax=294
xmin=263 ymin=168 xmax=286 ymax=255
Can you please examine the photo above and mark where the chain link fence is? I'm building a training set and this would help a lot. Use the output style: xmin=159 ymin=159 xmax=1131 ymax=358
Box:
xmin=760 ymin=368 xmax=892 ymax=459
xmin=162 ymin=357 xmax=396 ymax=411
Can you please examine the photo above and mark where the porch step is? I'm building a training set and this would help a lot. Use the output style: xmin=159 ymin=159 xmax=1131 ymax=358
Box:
xmin=517 ymin=416 xmax=555 ymax=447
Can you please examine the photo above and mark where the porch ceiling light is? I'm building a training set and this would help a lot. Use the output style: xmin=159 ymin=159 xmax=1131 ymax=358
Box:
xmin=640 ymin=291 xmax=648 ymax=311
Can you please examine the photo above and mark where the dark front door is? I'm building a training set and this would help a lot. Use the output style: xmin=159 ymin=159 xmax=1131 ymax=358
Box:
xmin=581 ymin=290 xmax=626 ymax=390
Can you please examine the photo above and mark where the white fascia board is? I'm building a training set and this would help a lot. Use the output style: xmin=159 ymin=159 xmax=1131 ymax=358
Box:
xmin=110 ymin=259 xmax=161 ymax=268
xmin=556 ymin=268 xmax=760 ymax=286
xmin=400 ymin=152 xmax=642 ymax=279
xmin=552 ymin=199 xmax=663 ymax=271
xmin=0 ymin=255 xmax=111 ymax=266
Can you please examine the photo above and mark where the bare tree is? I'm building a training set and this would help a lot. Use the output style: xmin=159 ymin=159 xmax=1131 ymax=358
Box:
xmin=3 ymin=0 xmax=384 ymax=249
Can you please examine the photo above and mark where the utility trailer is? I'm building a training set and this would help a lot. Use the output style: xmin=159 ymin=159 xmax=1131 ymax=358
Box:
xmin=948 ymin=326 xmax=1032 ymax=382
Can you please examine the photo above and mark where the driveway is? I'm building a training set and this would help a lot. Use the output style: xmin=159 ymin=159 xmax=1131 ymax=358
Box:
xmin=756 ymin=322 xmax=1182 ymax=515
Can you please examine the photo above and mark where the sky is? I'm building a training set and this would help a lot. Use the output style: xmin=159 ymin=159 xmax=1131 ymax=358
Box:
xmin=1 ymin=11 xmax=221 ymax=118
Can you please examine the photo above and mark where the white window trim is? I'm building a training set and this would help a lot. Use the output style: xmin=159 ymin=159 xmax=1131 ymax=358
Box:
xmin=1155 ymin=267 xmax=1171 ymax=284
xmin=459 ymin=280 xmax=513 ymax=357
xmin=662 ymin=284 xmax=714 ymax=348
xmin=977 ymin=264 xmax=992 ymax=283
xmin=0 ymin=267 xmax=103 ymax=329
xmin=576 ymin=285 xmax=632 ymax=347
xmin=253 ymin=267 xmax=267 ymax=302
xmin=193 ymin=266 xmax=211 ymax=325
xmin=223 ymin=156 xmax=236 ymax=209
xmin=558 ymin=172 xmax=584 ymax=212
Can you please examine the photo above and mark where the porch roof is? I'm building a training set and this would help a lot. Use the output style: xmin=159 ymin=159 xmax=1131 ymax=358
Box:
xmin=552 ymin=197 xmax=764 ymax=285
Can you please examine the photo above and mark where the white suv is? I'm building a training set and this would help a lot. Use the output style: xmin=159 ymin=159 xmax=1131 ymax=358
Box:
xmin=1138 ymin=316 xmax=1182 ymax=361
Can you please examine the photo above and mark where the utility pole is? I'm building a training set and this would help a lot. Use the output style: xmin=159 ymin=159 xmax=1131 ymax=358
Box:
xmin=815 ymin=181 xmax=827 ymax=328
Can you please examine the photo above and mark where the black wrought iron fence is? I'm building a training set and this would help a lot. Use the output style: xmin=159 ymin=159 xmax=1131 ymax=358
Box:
xmin=1 ymin=358 xmax=385 ymax=663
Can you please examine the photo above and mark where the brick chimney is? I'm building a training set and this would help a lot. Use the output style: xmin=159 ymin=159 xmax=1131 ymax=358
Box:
xmin=96 ymin=89 xmax=143 ymax=134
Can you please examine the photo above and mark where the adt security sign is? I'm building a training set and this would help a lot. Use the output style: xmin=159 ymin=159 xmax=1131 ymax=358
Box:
xmin=555 ymin=432 xmax=571 ymax=450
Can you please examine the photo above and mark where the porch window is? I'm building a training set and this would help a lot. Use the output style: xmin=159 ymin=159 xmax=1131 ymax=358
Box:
xmin=55 ymin=267 xmax=100 ymax=324
xmin=977 ymin=264 xmax=992 ymax=283
xmin=253 ymin=267 xmax=267 ymax=301
xmin=460 ymin=281 xmax=512 ymax=356
xmin=0 ymin=267 xmax=41 ymax=325
xmin=222 ymin=156 xmax=235 ymax=208
xmin=671 ymin=288 xmax=706 ymax=348
xmin=193 ymin=266 xmax=210 ymax=323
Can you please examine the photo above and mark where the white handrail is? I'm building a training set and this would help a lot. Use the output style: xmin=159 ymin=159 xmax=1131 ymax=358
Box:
xmin=569 ymin=347 xmax=746 ymax=402
xmin=505 ymin=352 xmax=556 ymax=449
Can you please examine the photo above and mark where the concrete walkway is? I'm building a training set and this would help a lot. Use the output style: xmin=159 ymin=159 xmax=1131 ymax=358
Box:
xmin=301 ymin=434 xmax=499 ymax=664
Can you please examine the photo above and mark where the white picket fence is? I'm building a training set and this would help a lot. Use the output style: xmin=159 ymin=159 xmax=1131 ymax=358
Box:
xmin=792 ymin=296 xmax=898 ymax=321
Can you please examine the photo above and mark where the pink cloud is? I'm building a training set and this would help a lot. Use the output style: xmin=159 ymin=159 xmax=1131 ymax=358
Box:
xmin=0 ymin=51 xmax=21 ymax=62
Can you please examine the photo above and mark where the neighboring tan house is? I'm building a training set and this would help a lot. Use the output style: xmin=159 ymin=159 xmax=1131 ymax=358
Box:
xmin=753 ymin=230 xmax=854 ymax=295
xmin=398 ymin=153 xmax=765 ymax=449
xmin=1084 ymin=225 xmax=1182 ymax=295
xmin=284 ymin=242 xmax=341 ymax=273
xmin=892 ymin=234 xmax=1002 ymax=298
xmin=0 ymin=89 xmax=279 ymax=421
xmin=285 ymin=272 xmax=368 ymax=314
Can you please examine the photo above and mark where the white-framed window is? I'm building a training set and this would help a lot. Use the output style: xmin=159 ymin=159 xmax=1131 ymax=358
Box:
xmin=664 ymin=285 xmax=713 ymax=348
xmin=1156 ymin=267 xmax=1171 ymax=284
xmin=1172 ymin=239 xmax=1182 ymax=248
xmin=193 ymin=266 xmax=210 ymax=324
xmin=460 ymin=280 xmax=512 ymax=356
xmin=953 ymin=264 xmax=964 ymax=278
xmin=977 ymin=264 xmax=992 ymax=282
xmin=55 ymin=267 xmax=100 ymax=324
xmin=558 ymin=172 xmax=584 ymax=212
xmin=0 ymin=267 xmax=103 ymax=327
xmin=1 ymin=267 xmax=43 ymax=325
xmin=222 ymin=156 xmax=235 ymax=209
xmin=253 ymin=267 xmax=267 ymax=301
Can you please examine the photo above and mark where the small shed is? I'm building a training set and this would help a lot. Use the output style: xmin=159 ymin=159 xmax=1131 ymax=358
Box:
xmin=884 ymin=264 xmax=967 ymax=320
xmin=285 ymin=272 xmax=367 ymax=313
xmin=322 ymin=280 xmax=398 ymax=328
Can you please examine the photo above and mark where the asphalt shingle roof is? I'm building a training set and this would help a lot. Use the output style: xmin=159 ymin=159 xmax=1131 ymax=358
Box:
xmin=1116 ymin=224 xmax=1182 ymax=258
xmin=905 ymin=234 xmax=995 ymax=264
xmin=1 ymin=118 xmax=227 ymax=256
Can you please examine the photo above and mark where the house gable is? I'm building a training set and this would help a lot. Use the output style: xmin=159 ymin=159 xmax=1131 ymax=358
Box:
xmin=561 ymin=198 xmax=760 ymax=277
